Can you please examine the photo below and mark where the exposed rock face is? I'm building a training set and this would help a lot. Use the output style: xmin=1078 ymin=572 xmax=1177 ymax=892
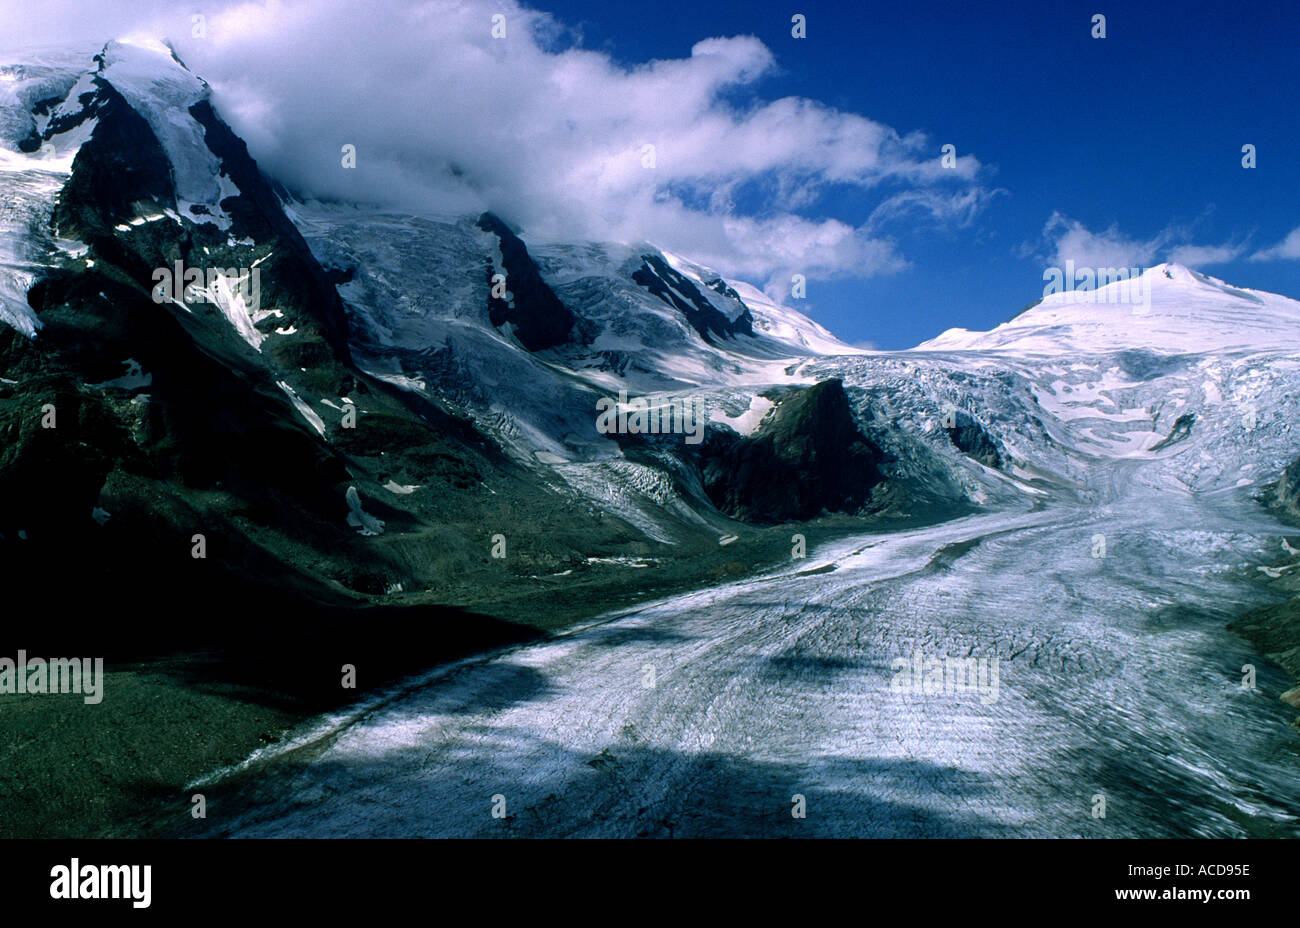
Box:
xmin=47 ymin=79 xmax=173 ymax=235
xmin=1229 ymin=454 xmax=1300 ymax=728
xmin=1151 ymin=412 xmax=1195 ymax=452
xmin=699 ymin=379 xmax=885 ymax=523
xmin=1276 ymin=455 xmax=1300 ymax=521
xmin=47 ymin=61 xmax=352 ymax=368
xmin=946 ymin=411 xmax=1003 ymax=468
xmin=189 ymin=99 xmax=354 ymax=359
xmin=476 ymin=212 xmax=575 ymax=351
xmin=1229 ymin=597 xmax=1300 ymax=725
xmin=632 ymin=254 xmax=754 ymax=344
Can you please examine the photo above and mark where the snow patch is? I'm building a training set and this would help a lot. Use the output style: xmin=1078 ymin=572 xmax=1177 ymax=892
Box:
xmin=345 ymin=486 xmax=385 ymax=536
xmin=277 ymin=380 xmax=327 ymax=437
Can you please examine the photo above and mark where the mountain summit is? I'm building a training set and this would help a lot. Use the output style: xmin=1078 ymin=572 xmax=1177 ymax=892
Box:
xmin=920 ymin=262 xmax=1300 ymax=355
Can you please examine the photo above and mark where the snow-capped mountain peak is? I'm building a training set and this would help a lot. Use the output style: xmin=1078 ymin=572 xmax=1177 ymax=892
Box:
xmin=94 ymin=38 xmax=238 ymax=229
xmin=918 ymin=262 xmax=1300 ymax=355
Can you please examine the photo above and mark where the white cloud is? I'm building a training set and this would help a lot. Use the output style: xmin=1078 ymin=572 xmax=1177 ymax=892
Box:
xmin=1037 ymin=213 xmax=1163 ymax=268
xmin=1167 ymin=243 xmax=1245 ymax=266
xmin=1249 ymin=227 xmax=1300 ymax=261
xmin=1030 ymin=212 xmax=1243 ymax=270
xmin=867 ymin=187 xmax=1005 ymax=232
xmin=1 ymin=0 xmax=993 ymax=293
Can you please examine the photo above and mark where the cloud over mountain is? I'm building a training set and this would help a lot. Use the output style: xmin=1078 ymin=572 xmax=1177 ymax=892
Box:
xmin=3 ymin=0 xmax=992 ymax=294
xmin=1028 ymin=211 xmax=1245 ymax=270
xmin=1250 ymin=227 xmax=1300 ymax=262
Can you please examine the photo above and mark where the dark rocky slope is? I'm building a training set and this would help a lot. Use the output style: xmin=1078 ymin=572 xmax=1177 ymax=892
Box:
xmin=946 ymin=410 xmax=1003 ymax=468
xmin=698 ymin=379 xmax=885 ymax=523
xmin=1275 ymin=454 xmax=1300 ymax=522
xmin=633 ymin=254 xmax=754 ymax=344
xmin=476 ymin=211 xmax=575 ymax=351
xmin=1230 ymin=452 xmax=1300 ymax=726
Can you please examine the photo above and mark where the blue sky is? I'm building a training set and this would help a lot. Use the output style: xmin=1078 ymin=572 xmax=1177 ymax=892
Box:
xmin=540 ymin=0 xmax=1300 ymax=347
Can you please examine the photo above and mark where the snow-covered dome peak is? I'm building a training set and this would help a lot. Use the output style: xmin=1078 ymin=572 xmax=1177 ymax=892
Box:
xmin=917 ymin=263 xmax=1300 ymax=356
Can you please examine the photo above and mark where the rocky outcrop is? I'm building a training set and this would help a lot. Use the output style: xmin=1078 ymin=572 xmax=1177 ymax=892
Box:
xmin=189 ymin=99 xmax=354 ymax=359
xmin=477 ymin=212 xmax=575 ymax=351
xmin=1275 ymin=454 xmax=1300 ymax=522
xmin=1230 ymin=453 xmax=1300 ymax=729
xmin=698 ymin=379 xmax=885 ymax=523
xmin=48 ymin=62 xmax=352 ymax=367
xmin=632 ymin=254 xmax=754 ymax=344
xmin=946 ymin=411 xmax=1002 ymax=468
xmin=1151 ymin=412 xmax=1195 ymax=452
xmin=1229 ymin=595 xmax=1300 ymax=729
